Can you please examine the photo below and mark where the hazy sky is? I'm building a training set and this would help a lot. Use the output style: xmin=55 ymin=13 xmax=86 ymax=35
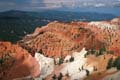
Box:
xmin=0 ymin=0 xmax=120 ymax=11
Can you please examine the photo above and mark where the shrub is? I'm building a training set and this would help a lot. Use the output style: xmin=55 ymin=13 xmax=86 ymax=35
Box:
xmin=69 ymin=56 xmax=74 ymax=62
xmin=113 ymin=56 xmax=120 ymax=70
xmin=58 ymin=73 xmax=63 ymax=80
xmin=58 ymin=57 xmax=64 ymax=65
xmin=107 ymin=58 xmax=113 ymax=69
xmin=90 ymin=48 xmax=96 ymax=54
xmin=0 ymin=58 xmax=4 ymax=65
xmin=99 ymin=46 xmax=106 ymax=55
xmin=85 ymin=69 xmax=90 ymax=76
xmin=52 ymin=74 xmax=57 ymax=80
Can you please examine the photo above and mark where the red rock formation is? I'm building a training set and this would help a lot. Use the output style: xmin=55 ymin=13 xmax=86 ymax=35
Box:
xmin=0 ymin=17 xmax=120 ymax=80
xmin=18 ymin=22 xmax=104 ymax=58
xmin=19 ymin=18 xmax=120 ymax=58
xmin=0 ymin=42 xmax=40 ymax=80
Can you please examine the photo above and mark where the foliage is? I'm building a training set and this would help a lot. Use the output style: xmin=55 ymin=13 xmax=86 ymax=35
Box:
xmin=52 ymin=74 xmax=57 ymax=80
xmin=86 ymin=69 xmax=90 ymax=76
xmin=106 ymin=56 xmax=120 ymax=70
xmin=113 ymin=56 xmax=120 ymax=70
xmin=58 ymin=57 xmax=64 ymax=65
xmin=89 ymin=46 xmax=107 ymax=57
xmin=99 ymin=46 xmax=106 ymax=55
xmin=107 ymin=58 xmax=113 ymax=69
xmin=0 ymin=58 xmax=4 ymax=65
xmin=0 ymin=10 xmax=116 ymax=43
xmin=58 ymin=73 xmax=63 ymax=80
xmin=69 ymin=56 xmax=74 ymax=62
xmin=90 ymin=48 xmax=96 ymax=55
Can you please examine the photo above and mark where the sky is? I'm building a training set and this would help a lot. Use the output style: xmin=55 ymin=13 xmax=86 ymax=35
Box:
xmin=0 ymin=0 xmax=120 ymax=11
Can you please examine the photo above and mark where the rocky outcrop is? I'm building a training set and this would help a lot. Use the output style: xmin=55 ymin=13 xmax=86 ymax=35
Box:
xmin=19 ymin=17 xmax=120 ymax=58
xmin=0 ymin=17 xmax=120 ymax=80
xmin=33 ymin=48 xmax=94 ymax=80
xmin=60 ymin=48 xmax=93 ymax=80
xmin=0 ymin=42 xmax=40 ymax=80
xmin=19 ymin=22 xmax=105 ymax=58
xmin=36 ymin=47 xmax=115 ymax=80
xmin=35 ymin=52 xmax=54 ymax=79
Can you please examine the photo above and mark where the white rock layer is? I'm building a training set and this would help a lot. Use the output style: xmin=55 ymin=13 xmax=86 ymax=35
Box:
xmin=61 ymin=48 xmax=94 ymax=80
xmin=35 ymin=53 xmax=54 ymax=79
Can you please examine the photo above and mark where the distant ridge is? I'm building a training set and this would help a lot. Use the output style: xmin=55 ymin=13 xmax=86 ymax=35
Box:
xmin=0 ymin=10 xmax=117 ymax=42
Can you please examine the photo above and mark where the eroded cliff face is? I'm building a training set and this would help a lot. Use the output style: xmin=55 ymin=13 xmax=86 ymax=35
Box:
xmin=19 ymin=17 xmax=120 ymax=58
xmin=0 ymin=42 xmax=40 ymax=80
xmin=0 ymin=17 xmax=120 ymax=80
xmin=17 ymin=17 xmax=120 ymax=80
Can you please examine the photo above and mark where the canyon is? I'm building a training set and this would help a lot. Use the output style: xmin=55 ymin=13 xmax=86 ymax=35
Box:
xmin=0 ymin=17 xmax=120 ymax=80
